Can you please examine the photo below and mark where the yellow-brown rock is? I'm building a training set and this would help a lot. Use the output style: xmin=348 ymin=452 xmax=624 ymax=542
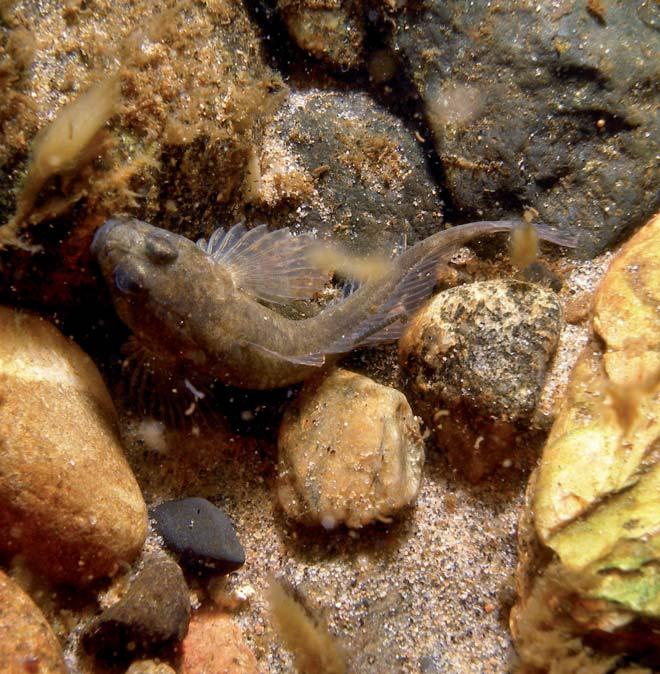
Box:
xmin=0 ymin=570 xmax=67 ymax=674
xmin=277 ymin=368 xmax=424 ymax=528
xmin=594 ymin=212 xmax=660 ymax=387
xmin=125 ymin=660 xmax=176 ymax=674
xmin=0 ymin=308 xmax=147 ymax=585
xmin=512 ymin=213 xmax=660 ymax=672
xmin=533 ymin=349 xmax=659 ymax=546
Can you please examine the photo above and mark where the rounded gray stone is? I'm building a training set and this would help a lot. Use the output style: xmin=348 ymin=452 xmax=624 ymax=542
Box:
xmin=82 ymin=557 xmax=190 ymax=659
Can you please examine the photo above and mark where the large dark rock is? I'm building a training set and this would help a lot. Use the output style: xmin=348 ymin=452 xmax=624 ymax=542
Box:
xmin=400 ymin=280 xmax=562 ymax=482
xmin=390 ymin=1 xmax=660 ymax=257
xmin=82 ymin=557 xmax=190 ymax=659
xmin=255 ymin=89 xmax=444 ymax=254
xmin=152 ymin=498 xmax=245 ymax=575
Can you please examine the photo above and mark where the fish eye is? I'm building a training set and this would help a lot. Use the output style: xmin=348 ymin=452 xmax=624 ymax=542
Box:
xmin=114 ymin=263 xmax=146 ymax=295
xmin=144 ymin=233 xmax=179 ymax=265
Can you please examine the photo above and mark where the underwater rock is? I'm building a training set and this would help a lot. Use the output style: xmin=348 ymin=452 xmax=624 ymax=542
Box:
xmin=152 ymin=497 xmax=245 ymax=576
xmin=256 ymin=89 xmax=443 ymax=255
xmin=0 ymin=0 xmax=278 ymax=305
xmin=125 ymin=661 xmax=177 ymax=674
xmin=82 ymin=557 xmax=190 ymax=659
xmin=277 ymin=0 xmax=365 ymax=70
xmin=593 ymin=213 xmax=660 ymax=387
xmin=180 ymin=610 xmax=260 ymax=674
xmin=0 ymin=307 xmax=147 ymax=585
xmin=511 ymin=215 xmax=660 ymax=671
xmin=0 ymin=570 xmax=67 ymax=674
xmin=390 ymin=1 xmax=660 ymax=257
xmin=277 ymin=368 xmax=424 ymax=528
xmin=400 ymin=280 xmax=562 ymax=482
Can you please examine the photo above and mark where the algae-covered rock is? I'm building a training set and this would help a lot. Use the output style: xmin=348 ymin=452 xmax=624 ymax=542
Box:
xmin=512 ymin=215 xmax=660 ymax=672
xmin=0 ymin=0 xmax=278 ymax=304
xmin=277 ymin=0 xmax=365 ymax=70
xmin=256 ymin=89 xmax=443 ymax=255
xmin=400 ymin=279 xmax=562 ymax=482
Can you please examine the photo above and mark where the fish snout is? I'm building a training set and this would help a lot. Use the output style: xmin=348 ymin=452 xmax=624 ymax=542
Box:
xmin=91 ymin=218 xmax=124 ymax=258
xmin=92 ymin=216 xmax=148 ymax=256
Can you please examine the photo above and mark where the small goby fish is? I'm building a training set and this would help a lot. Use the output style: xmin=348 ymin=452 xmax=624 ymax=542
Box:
xmin=92 ymin=217 xmax=574 ymax=389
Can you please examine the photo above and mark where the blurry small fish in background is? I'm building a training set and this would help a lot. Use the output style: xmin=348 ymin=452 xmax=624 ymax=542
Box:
xmin=307 ymin=241 xmax=393 ymax=285
xmin=267 ymin=578 xmax=346 ymax=674
xmin=510 ymin=219 xmax=540 ymax=270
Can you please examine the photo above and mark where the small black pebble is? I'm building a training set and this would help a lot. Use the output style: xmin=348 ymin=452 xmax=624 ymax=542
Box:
xmin=152 ymin=497 xmax=245 ymax=575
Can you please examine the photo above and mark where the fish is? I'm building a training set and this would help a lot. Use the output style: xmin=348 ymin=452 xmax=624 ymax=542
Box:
xmin=91 ymin=217 xmax=575 ymax=389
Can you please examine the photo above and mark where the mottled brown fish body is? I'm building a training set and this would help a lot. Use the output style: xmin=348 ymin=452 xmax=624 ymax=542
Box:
xmin=189 ymin=288 xmax=338 ymax=388
xmin=92 ymin=218 xmax=574 ymax=389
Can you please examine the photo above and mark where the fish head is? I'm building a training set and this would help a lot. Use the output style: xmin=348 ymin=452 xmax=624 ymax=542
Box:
xmin=92 ymin=216 xmax=228 ymax=365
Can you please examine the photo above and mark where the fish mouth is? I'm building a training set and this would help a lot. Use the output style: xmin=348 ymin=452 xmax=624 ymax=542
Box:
xmin=92 ymin=218 xmax=146 ymax=273
xmin=91 ymin=218 xmax=123 ymax=258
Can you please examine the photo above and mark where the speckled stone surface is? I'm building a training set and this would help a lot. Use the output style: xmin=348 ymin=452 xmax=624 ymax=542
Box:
xmin=400 ymin=280 xmax=562 ymax=482
xmin=277 ymin=368 xmax=425 ymax=528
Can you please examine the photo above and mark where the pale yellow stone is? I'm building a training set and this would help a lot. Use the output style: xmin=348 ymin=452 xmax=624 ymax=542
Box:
xmin=594 ymin=212 xmax=660 ymax=387
xmin=125 ymin=660 xmax=176 ymax=674
xmin=535 ymin=214 xmax=660 ymax=543
xmin=277 ymin=368 xmax=424 ymax=528
xmin=513 ymin=214 xmax=660 ymax=670
xmin=0 ymin=307 xmax=147 ymax=585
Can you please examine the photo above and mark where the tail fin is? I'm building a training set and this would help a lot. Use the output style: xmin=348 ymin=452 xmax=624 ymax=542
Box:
xmin=348 ymin=219 xmax=575 ymax=349
xmin=248 ymin=220 xmax=575 ymax=365
xmin=530 ymin=222 xmax=578 ymax=248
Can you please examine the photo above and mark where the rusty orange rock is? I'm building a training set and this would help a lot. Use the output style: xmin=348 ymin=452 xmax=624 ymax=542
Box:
xmin=0 ymin=570 xmax=67 ymax=674
xmin=181 ymin=611 xmax=260 ymax=674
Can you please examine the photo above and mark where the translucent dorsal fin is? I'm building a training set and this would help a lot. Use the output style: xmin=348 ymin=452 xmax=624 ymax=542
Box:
xmin=197 ymin=223 xmax=331 ymax=304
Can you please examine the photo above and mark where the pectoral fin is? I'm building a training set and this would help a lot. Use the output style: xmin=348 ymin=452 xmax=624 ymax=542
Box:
xmin=325 ymin=250 xmax=442 ymax=351
xmin=198 ymin=222 xmax=331 ymax=304
xmin=247 ymin=341 xmax=326 ymax=367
